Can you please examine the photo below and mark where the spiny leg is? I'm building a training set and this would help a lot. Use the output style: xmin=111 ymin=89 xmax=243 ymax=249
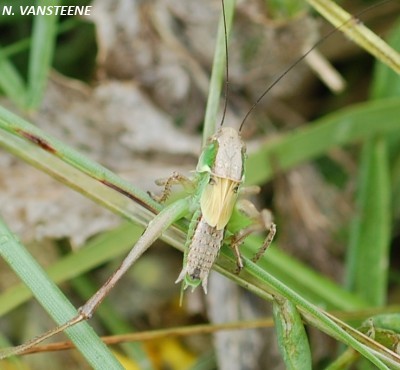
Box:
xmin=252 ymin=209 xmax=276 ymax=263
xmin=150 ymin=171 xmax=194 ymax=203
xmin=227 ymin=185 xmax=262 ymax=271
xmin=230 ymin=199 xmax=276 ymax=271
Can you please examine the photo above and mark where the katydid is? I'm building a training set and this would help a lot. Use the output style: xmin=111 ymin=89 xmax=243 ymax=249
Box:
xmin=172 ymin=126 xmax=276 ymax=293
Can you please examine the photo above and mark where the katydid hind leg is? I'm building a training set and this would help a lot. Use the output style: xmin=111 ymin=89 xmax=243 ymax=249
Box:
xmin=230 ymin=199 xmax=276 ymax=269
xmin=252 ymin=212 xmax=276 ymax=263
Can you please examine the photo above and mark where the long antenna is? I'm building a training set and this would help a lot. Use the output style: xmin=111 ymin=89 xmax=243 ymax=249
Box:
xmin=238 ymin=0 xmax=395 ymax=132
xmin=219 ymin=0 xmax=230 ymax=127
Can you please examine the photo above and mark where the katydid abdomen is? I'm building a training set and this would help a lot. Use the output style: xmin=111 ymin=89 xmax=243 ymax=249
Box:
xmin=176 ymin=212 xmax=224 ymax=293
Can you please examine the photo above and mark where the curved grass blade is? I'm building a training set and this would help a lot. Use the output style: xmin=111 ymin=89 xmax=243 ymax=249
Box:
xmin=273 ymin=297 xmax=312 ymax=370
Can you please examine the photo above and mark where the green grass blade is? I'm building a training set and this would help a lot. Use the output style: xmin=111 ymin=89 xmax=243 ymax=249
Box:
xmin=26 ymin=0 xmax=60 ymax=109
xmin=202 ymin=0 xmax=235 ymax=143
xmin=273 ymin=298 xmax=312 ymax=370
xmin=246 ymin=97 xmax=400 ymax=185
xmin=370 ymin=17 xmax=400 ymax=100
xmin=345 ymin=17 xmax=399 ymax=307
xmin=0 ymin=215 xmax=123 ymax=369
xmin=370 ymin=14 xmax=400 ymax=227
xmin=0 ymin=48 xmax=27 ymax=107
xmin=345 ymin=138 xmax=391 ymax=306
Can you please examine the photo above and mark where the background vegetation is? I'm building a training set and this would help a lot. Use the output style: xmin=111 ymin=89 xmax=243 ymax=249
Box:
xmin=0 ymin=0 xmax=400 ymax=369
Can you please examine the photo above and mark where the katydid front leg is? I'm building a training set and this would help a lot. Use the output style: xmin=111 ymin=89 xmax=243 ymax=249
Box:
xmin=0 ymin=198 xmax=191 ymax=359
xmin=151 ymin=172 xmax=195 ymax=203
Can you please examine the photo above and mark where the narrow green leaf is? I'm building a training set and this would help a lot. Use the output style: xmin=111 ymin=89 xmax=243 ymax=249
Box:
xmin=370 ymin=17 xmax=400 ymax=100
xmin=203 ymin=0 xmax=235 ymax=143
xmin=273 ymin=297 xmax=312 ymax=370
xmin=26 ymin=0 xmax=60 ymax=109
xmin=370 ymin=15 xmax=400 ymax=227
xmin=246 ymin=97 xmax=400 ymax=185
xmin=325 ymin=348 xmax=359 ymax=370
xmin=346 ymin=137 xmax=391 ymax=306
xmin=0 ymin=48 xmax=27 ymax=107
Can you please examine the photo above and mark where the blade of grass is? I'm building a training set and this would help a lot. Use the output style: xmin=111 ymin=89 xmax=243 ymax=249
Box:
xmin=246 ymin=97 xmax=400 ymax=185
xmin=346 ymin=137 xmax=391 ymax=306
xmin=305 ymin=0 xmax=400 ymax=74
xmin=370 ymin=16 xmax=400 ymax=225
xmin=26 ymin=0 xmax=60 ymax=109
xmin=242 ymin=238 xmax=368 ymax=310
xmin=0 ymin=215 xmax=123 ymax=368
xmin=0 ymin=48 xmax=27 ymax=108
xmin=273 ymin=297 xmax=312 ymax=370
xmin=202 ymin=0 xmax=235 ymax=143
xmin=345 ymin=16 xmax=399 ymax=306
xmin=370 ymin=17 xmax=400 ymax=100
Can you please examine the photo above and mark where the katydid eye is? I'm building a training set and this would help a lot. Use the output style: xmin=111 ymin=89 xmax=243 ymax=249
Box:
xmin=209 ymin=176 xmax=216 ymax=185
xmin=233 ymin=185 xmax=239 ymax=193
